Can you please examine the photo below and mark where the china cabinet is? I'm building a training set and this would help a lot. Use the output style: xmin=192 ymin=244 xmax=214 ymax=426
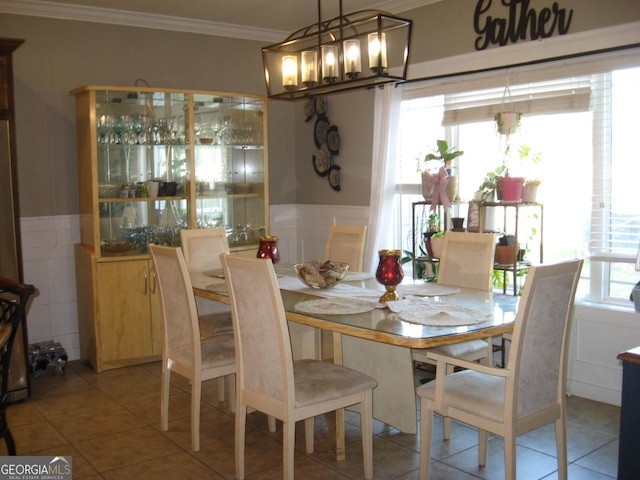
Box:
xmin=71 ymin=86 xmax=268 ymax=372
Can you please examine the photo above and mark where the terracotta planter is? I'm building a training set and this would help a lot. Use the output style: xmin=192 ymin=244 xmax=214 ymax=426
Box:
xmin=495 ymin=245 xmax=518 ymax=265
xmin=498 ymin=176 xmax=525 ymax=202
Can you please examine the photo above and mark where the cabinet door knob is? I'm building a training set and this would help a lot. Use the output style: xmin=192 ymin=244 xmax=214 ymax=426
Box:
xmin=143 ymin=266 xmax=148 ymax=295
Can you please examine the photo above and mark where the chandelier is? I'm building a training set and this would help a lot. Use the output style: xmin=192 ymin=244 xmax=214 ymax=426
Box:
xmin=262 ymin=0 xmax=413 ymax=99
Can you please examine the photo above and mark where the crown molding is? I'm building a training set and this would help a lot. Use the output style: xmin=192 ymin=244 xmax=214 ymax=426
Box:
xmin=0 ymin=0 xmax=287 ymax=42
xmin=0 ymin=0 xmax=442 ymax=42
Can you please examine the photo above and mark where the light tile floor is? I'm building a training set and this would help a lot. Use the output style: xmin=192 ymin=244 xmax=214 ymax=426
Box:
xmin=1 ymin=360 xmax=620 ymax=479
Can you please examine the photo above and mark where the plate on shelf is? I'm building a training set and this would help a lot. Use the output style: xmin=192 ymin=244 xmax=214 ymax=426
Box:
xmin=303 ymin=98 xmax=315 ymax=122
xmin=314 ymin=96 xmax=328 ymax=115
xmin=327 ymin=125 xmax=340 ymax=155
xmin=313 ymin=148 xmax=330 ymax=177
xmin=328 ymin=164 xmax=341 ymax=191
xmin=314 ymin=115 xmax=329 ymax=148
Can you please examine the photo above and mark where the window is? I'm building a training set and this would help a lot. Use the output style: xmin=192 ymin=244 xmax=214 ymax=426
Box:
xmin=395 ymin=51 xmax=640 ymax=305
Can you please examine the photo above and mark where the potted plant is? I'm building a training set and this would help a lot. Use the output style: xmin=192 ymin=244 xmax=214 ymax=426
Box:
xmin=429 ymin=231 xmax=446 ymax=258
xmin=419 ymin=139 xmax=464 ymax=203
xmin=476 ymin=165 xmax=505 ymax=201
xmin=495 ymin=233 xmax=518 ymax=265
xmin=495 ymin=111 xmax=522 ymax=135
xmin=423 ymin=212 xmax=441 ymax=257
xmin=517 ymin=144 xmax=543 ymax=202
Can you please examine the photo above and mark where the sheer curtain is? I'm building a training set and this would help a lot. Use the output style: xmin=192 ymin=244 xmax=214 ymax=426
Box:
xmin=364 ymin=84 xmax=402 ymax=272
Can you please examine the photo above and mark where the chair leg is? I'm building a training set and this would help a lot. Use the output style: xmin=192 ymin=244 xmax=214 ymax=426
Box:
xmin=217 ymin=377 xmax=225 ymax=402
xmin=283 ymin=420 xmax=296 ymax=480
xmin=2 ymin=429 xmax=16 ymax=456
xmin=304 ymin=417 xmax=314 ymax=454
xmin=191 ymin=379 xmax=202 ymax=452
xmin=235 ymin=404 xmax=247 ymax=480
xmin=419 ymin=397 xmax=434 ymax=480
xmin=361 ymin=390 xmax=374 ymax=480
xmin=478 ymin=429 xmax=488 ymax=466
xmin=268 ymin=415 xmax=277 ymax=432
xmin=227 ymin=374 xmax=236 ymax=413
xmin=161 ymin=365 xmax=170 ymax=431
xmin=504 ymin=430 xmax=516 ymax=480
xmin=555 ymin=417 xmax=568 ymax=480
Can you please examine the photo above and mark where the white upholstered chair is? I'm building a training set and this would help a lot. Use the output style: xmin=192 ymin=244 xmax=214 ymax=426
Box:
xmin=325 ymin=224 xmax=368 ymax=271
xmin=149 ymin=244 xmax=236 ymax=452
xmin=412 ymin=231 xmax=497 ymax=436
xmin=417 ymin=259 xmax=583 ymax=480
xmin=180 ymin=228 xmax=234 ymax=337
xmin=412 ymin=231 xmax=497 ymax=372
xmin=221 ymin=254 xmax=377 ymax=480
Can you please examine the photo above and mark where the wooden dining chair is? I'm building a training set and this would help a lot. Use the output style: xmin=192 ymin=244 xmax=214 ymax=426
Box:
xmin=180 ymin=228 xmax=236 ymax=402
xmin=325 ymin=224 xmax=368 ymax=271
xmin=412 ymin=231 xmax=497 ymax=436
xmin=180 ymin=228 xmax=234 ymax=337
xmin=0 ymin=277 xmax=35 ymax=456
xmin=221 ymin=254 xmax=377 ymax=480
xmin=412 ymin=232 xmax=497 ymax=372
xmin=417 ymin=259 xmax=583 ymax=480
xmin=149 ymin=244 xmax=236 ymax=452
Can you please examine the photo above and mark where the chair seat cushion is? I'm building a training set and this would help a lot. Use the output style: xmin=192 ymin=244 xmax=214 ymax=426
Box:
xmin=416 ymin=370 xmax=506 ymax=423
xmin=199 ymin=311 xmax=234 ymax=336
xmin=293 ymin=359 xmax=377 ymax=408
xmin=200 ymin=335 xmax=236 ymax=369
xmin=431 ymin=339 xmax=489 ymax=358
xmin=412 ymin=339 xmax=489 ymax=363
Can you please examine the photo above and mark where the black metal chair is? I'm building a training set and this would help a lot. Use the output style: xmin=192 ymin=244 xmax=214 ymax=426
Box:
xmin=0 ymin=277 xmax=35 ymax=455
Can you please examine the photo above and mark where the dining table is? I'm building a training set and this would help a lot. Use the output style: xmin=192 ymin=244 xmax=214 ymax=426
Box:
xmin=191 ymin=263 xmax=519 ymax=455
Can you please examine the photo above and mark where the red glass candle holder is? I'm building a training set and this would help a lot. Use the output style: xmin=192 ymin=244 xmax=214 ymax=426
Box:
xmin=375 ymin=249 xmax=404 ymax=303
xmin=257 ymin=235 xmax=280 ymax=263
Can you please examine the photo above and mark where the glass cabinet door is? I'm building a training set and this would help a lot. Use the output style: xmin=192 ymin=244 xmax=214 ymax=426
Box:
xmin=96 ymin=90 xmax=189 ymax=255
xmin=192 ymin=93 xmax=266 ymax=249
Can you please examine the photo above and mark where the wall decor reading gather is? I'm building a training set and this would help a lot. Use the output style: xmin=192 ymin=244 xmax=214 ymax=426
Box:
xmin=473 ymin=0 xmax=574 ymax=51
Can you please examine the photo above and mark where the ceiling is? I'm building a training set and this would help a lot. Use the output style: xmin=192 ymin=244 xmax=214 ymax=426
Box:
xmin=2 ymin=0 xmax=440 ymax=42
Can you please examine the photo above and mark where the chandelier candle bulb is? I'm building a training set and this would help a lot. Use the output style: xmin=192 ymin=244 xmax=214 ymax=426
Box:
xmin=301 ymin=50 xmax=318 ymax=86
xmin=282 ymin=55 xmax=298 ymax=89
xmin=368 ymin=32 xmax=387 ymax=72
xmin=343 ymin=39 xmax=362 ymax=78
xmin=321 ymin=44 xmax=339 ymax=82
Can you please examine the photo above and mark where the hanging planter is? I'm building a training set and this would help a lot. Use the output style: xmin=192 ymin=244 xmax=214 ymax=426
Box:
xmin=495 ymin=78 xmax=522 ymax=136
xmin=495 ymin=111 xmax=522 ymax=135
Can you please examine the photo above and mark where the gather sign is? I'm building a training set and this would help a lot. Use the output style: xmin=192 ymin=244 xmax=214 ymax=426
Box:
xmin=473 ymin=0 xmax=574 ymax=51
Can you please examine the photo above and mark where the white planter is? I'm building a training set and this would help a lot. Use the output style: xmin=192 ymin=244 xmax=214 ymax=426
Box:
xmin=522 ymin=182 xmax=539 ymax=203
xmin=496 ymin=112 xmax=520 ymax=135
xmin=430 ymin=236 xmax=445 ymax=258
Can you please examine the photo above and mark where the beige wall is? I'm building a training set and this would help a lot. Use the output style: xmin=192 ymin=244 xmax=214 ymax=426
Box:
xmin=2 ymin=0 xmax=639 ymax=216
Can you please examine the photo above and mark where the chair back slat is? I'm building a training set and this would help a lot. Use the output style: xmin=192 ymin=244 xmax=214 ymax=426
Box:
xmin=507 ymin=259 xmax=583 ymax=418
xmin=180 ymin=228 xmax=230 ymax=273
xmin=149 ymin=245 xmax=200 ymax=367
xmin=438 ymin=232 xmax=496 ymax=291
xmin=222 ymin=255 xmax=293 ymax=413
xmin=325 ymin=225 xmax=367 ymax=272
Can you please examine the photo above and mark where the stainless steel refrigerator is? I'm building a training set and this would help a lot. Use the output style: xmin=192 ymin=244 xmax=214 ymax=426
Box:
xmin=0 ymin=38 xmax=30 ymax=402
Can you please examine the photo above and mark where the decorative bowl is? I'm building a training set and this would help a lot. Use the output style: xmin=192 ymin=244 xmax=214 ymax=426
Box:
xmin=98 ymin=182 xmax=121 ymax=198
xmin=103 ymin=239 xmax=132 ymax=254
xmin=295 ymin=261 xmax=350 ymax=289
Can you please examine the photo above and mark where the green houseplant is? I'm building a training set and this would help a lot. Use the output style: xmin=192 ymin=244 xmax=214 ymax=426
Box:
xmin=420 ymin=139 xmax=464 ymax=202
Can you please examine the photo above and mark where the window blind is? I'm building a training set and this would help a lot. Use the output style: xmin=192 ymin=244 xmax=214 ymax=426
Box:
xmin=401 ymin=47 xmax=640 ymax=264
